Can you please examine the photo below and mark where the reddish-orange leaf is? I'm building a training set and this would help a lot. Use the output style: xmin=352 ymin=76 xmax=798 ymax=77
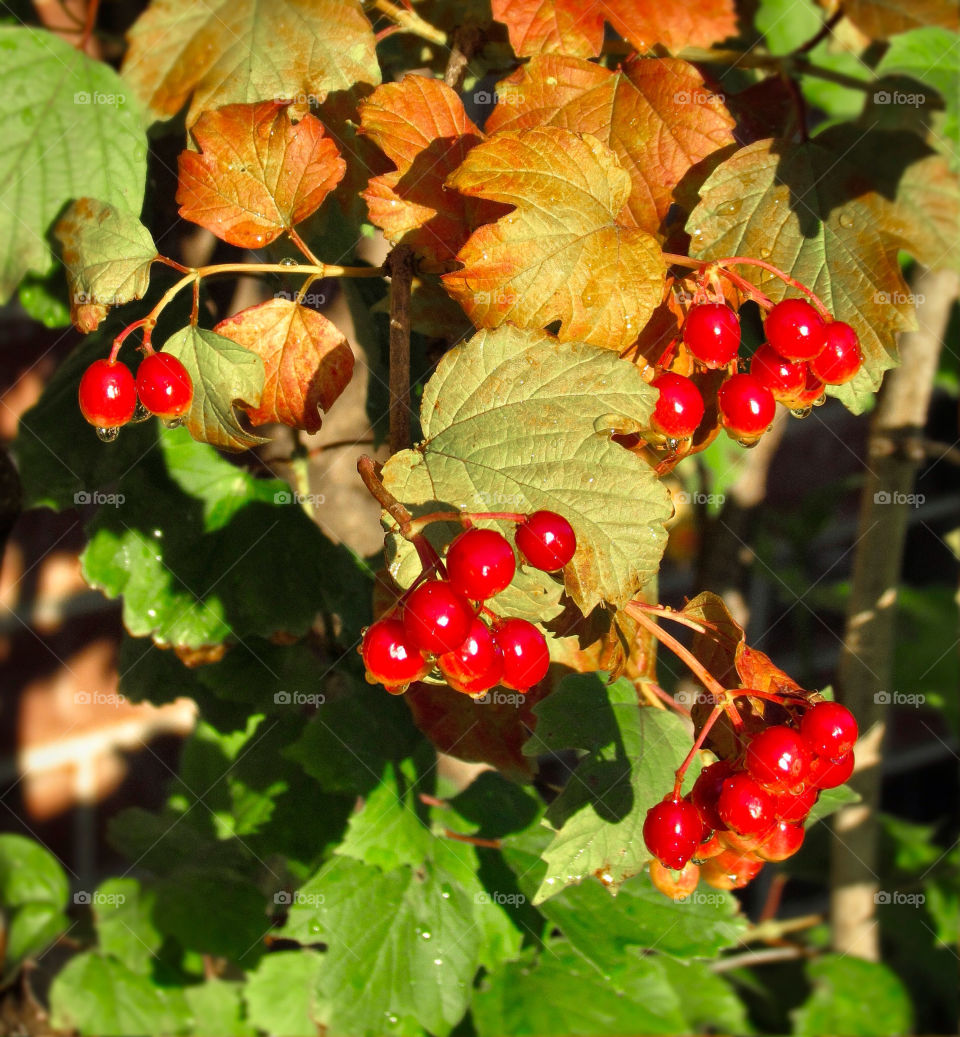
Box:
xmin=735 ymin=642 xmax=806 ymax=698
xmin=176 ymin=101 xmax=346 ymax=249
xmin=488 ymin=55 xmax=736 ymax=233
xmin=358 ymin=76 xmax=505 ymax=266
xmin=492 ymin=0 xmax=736 ymax=58
xmin=490 ymin=0 xmax=603 ymax=58
xmin=442 ymin=126 xmax=665 ymax=350
xmin=214 ymin=298 xmax=354 ymax=432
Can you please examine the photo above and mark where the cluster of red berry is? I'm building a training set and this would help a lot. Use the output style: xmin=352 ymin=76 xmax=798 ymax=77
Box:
xmin=361 ymin=511 xmax=576 ymax=696
xmin=78 ymin=354 xmax=193 ymax=438
xmin=643 ymin=700 xmax=858 ymax=898
xmin=650 ymin=298 xmax=863 ymax=447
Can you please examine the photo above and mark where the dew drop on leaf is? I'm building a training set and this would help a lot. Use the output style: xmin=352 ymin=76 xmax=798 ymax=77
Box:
xmin=717 ymin=200 xmax=741 ymax=216
xmin=838 ymin=211 xmax=854 ymax=228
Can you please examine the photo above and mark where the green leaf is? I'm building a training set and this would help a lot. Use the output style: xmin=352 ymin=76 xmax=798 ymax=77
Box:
xmin=805 ymin=783 xmax=861 ymax=825
xmin=244 ymin=951 xmax=324 ymax=1037
xmin=55 ymin=198 xmax=157 ymax=314
xmin=503 ymin=831 xmax=746 ymax=963
xmin=0 ymin=833 xmax=69 ymax=909
xmin=153 ymin=867 xmax=266 ymax=963
xmin=18 ymin=270 xmax=72 ymax=327
xmin=284 ymin=678 xmax=422 ymax=795
xmin=657 ymin=956 xmax=753 ymax=1034
xmin=185 ymin=980 xmax=254 ymax=1037
xmin=12 ymin=334 xmax=159 ymax=512
xmin=520 ymin=673 xmax=702 ymax=901
xmin=687 ymin=138 xmax=917 ymax=412
xmin=91 ymin=878 xmax=162 ymax=975
xmin=793 ymin=955 xmax=913 ymax=1035
xmin=80 ymin=427 xmax=360 ymax=647
xmin=49 ymin=952 xmax=190 ymax=1037
xmin=5 ymin=903 xmax=69 ymax=977
xmin=282 ymin=857 xmax=497 ymax=1036
xmin=162 ymin=325 xmax=266 ymax=451
xmin=472 ymin=940 xmax=687 ymax=1036
xmin=0 ymin=27 xmax=147 ymax=302
xmin=381 ymin=326 xmax=671 ymax=613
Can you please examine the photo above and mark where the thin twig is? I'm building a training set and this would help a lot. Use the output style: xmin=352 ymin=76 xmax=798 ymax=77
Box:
xmin=385 ymin=245 xmax=415 ymax=456
xmin=371 ymin=0 xmax=448 ymax=45
xmin=444 ymin=24 xmax=482 ymax=89
xmin=711 ymin=945 xmax=809 ymax=973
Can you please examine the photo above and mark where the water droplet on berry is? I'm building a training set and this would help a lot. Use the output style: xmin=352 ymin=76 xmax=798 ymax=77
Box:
xmin=790 ymin=406 xmax=813 ymax=419
xmin=814 ymin=391 xmax=827 ymax=406
xmin=162 ymin=417 xmax=184 ymax=430
xmin=130 ymin=401 xmax=151 ymax=423
xmin=734 ymin=433 xmax=761 ymax=448
xmin=95 ymin=426 xmax=120 ymax=442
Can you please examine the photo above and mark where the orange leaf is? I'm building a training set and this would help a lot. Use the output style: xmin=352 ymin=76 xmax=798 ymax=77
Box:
xmin=358 ymin=76 xmax=505 ymax=266
xmin=735 ymin=643 xmax=806 ymax=698
xmin=442 ymin=126 xmax=666 ymax=350
xmin=214 ymin=298 xmax=354 ymax=432
xmin=488 ymin=55 xmax=736 ymax=233
xmin=492 ymin=0 xmax=736 ymax=58
xmin=176 ymin=101 xmax=346 ymax=248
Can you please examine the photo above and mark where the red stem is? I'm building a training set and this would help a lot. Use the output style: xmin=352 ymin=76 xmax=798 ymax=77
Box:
xmin=646 ymin=681 xmax=692 ymax=718
xmin=674 ymin=702 xmax=723 ymax=796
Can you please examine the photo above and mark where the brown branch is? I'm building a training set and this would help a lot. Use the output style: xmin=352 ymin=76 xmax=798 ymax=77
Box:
xmin=385 ymin=245 xmax=415 ymax=456
xmin=830 ymin=266 xmax=959 ymax=959
xmin=444 ymin=24 xmax=482 ymax=89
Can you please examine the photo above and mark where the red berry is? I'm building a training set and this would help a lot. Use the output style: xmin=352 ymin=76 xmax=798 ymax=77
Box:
xmin=756 ymin=819 xmax=805 ymax=862
xmin=692 ymin=833 xmax=725 ymax=861
xmin=800 ymin=701 xmax=858 ymax=759
xmin=772 ymin=783 xmax=818 ymax=823
xmin=795 ymin=370 xmax=827 ymax=408
xmin=136 ymin=352 xmax=193 ymax=418
xmin=361 ymin=618 xmax=430 ymax=692
xmin=691 ymin=759 xmax=732 ymax=832
xmin=649 ymin=858 xmax=700 ymax=900
xmin=650 ymin=372 xmax=705 ymax=439
xmin=402 ymin=580 xmax=474 ymax=655
xmin=494 ymin=618 xmax=550 ymax=691
xmin=809 ymin=322 xmax=862 ymax=385
xmin=808 ymin=750 xmax=855 ymax=789
xmin=78 ymin=359 xmax=137 ymax=429
xmin=682 ymin=303 xmax=741 ymax=368
xmin=717 ymin=772 xmax=775 ymax=835
xmin=746 ymin=725 xmax=812 ymax=793
xmin=437 ymin=617 xmax=504 ymax=695
xmin=718 ymin=828 xmax=761 ymax=854
xmin=643 ymin=795 xmax=703 ymax=870
xmin=750 ymin=343 xmax=806 ymax=400
xmin=717 ymin=373 xmax=776 ymax=440
xmin=765 ymin=299 xmax=827 ymax=361
xmin=514 ymin=511 xmax=576 ymax=572
xmin=701 ymin=848 xmax=764 ymax=890
xmin=446 ymin=528 xmax=516 ymax=601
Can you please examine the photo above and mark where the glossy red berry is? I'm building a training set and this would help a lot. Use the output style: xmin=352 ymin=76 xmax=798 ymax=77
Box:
xmin=361 ymin=618 xmax=430 ymax=692
xmin=764 ymin=298 xmax=827 ymax=361
xmin=446 ymin=528 xmax=516 ymax=601
xmin=701 ymin=848 xmax=764 ymax=890
xmin=692 ymin=833 xmax=725 ymax=861
xmin=643 ymin=795 xmax=703 ymax=870
xmin=772 ymin=783 xmax=818 ymax=823
xmin=750 ymin=343 xmax=806 ymax=400
xmin=794 ymin=370 xmax=827 ymax=409
xmin=514 ymin=511 xmax=576 ymax=572
xmin=402 ymin=580 xmax=474 ymax=655
xmin=682 ymin=303 xmax=741 ymax=368
xmin=800 ymin=701 xmax=858 ymax=759
xmin=650 ymin=372 xmax=705 ymax=439
xmin=136 ymin=352 xmax=193 ymax=418
xmin=717 ymin=772 xmax=775 ymax=835
xmin=78 ymin=359 xmax=137 ymax=429
xmin=756 ymin=819 xmax=805 ymax=862
xmin=809 ymin=322 xmax=862 ymax=385
xmin=717 ymin=373 xmax=776 ymax=440
xmin=808 ymin=750 xmax=854 ymax=789
xmin=691 ymin=759 xmax=733 ymax=832
xmin=649 ymin=858 xmax=700 ymax=900
xmin=746 ymin=725 xmax=812 ymax=793
xmin=494 ymin=618 xmax=550 ymax=691
xmin=437 ymin=617 xmax=504 ymax=695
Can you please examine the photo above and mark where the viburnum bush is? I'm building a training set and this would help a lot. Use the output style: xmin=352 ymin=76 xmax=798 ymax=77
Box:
xmin=1 ymin=0 xmax=958 ymax=1034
